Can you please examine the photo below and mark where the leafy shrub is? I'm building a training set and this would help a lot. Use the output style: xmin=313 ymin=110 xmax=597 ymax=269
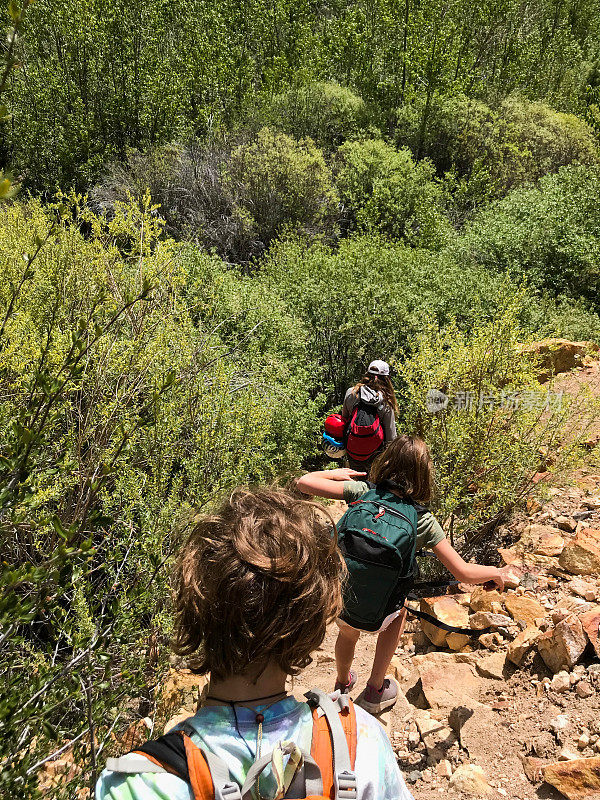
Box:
xmin=261 ymin=82 xmax=370 ymax=147
xmin=225 ymin=127 xmax=339 ymax=260
xmin=92 ymin=128 xmax=339 ymax=264
xmin=396 ymin=94 xmax=598 ymax=212
xmin=397 ymin=299 xmax=596 ymax=553
xmin=261 ymin=232 xmax=600 ymax=408
xmin=176 ymin=244 xmax=323 ymax=467
xmin=335 ymin=139 xmax=451 ymax=248
xmin=261 ymin=235 xmax=519 ymax=402
xmin=0 ymin=198 xmax=315 ymax=796
xmin=456 ymin=165 xmax=600 ymax=310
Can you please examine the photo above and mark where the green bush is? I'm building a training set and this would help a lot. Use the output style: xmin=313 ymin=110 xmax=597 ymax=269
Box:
xmin=226 ymin=127 xmax=339 ymax=259
xmin=176 ymin=244 xmax=323 ymax=467
xmin=262 ymin=82 xmax=370 ymax=147
xmin=335 ymin=139 xmax=451 ymax=248
xmin=261 ymin=235 xmax=519 ymax=402
xmin=457 ymin=165 xmax=600 ymax=310
xmin=0 ymin=198 xmax=315 ymax=796
xmin=396 ymin=94 xmax=599 ymax=212
xmin=260 ymin=232 xmax=600 ymax=408
xmin=93 ymin=129 xmax=339 ymax=264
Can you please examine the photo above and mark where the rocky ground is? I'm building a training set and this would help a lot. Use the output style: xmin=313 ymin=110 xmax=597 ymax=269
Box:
xmin=299 ymin=467 xmax=600 ymax=800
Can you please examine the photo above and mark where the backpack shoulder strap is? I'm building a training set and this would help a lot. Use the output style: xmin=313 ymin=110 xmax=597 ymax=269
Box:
xmin=106 ymin=728 xmax=242 ymax=800
xmin=106 ymin=730 xmax=188 ymax=778
xmin=305 ymin=689 xmax=357 ymax=800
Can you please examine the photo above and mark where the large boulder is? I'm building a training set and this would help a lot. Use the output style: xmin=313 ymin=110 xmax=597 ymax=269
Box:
xmin=504 ymin=594 xmax=546 ymax=627
xmin=559 ymin=529 xmax=600 ymax=576
xmin=537 ymin=615 xmax=587 ymax=673
xmin=579 ymin=607 xmax=600 ymax=658
xmin=523 ymin=339 xmax=599 ymax=382
xmin=414 ymin=652 xmax=486 ymax=711
xmin=519 ymin=523 xmax=565 ymax=556
xmin=419 ymin=595 xmax=470 ymax=647
xmin=475 ymin=651 xmax=506 ymax=680
xmin=543 ymin=756 xmax=600 ymax=800
xmin=506 ymin=626 xmax=542 ymax=666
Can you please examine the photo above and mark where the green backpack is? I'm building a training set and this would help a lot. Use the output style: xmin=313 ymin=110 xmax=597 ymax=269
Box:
xmin=337 ymin=484 xmax=418 ymax=631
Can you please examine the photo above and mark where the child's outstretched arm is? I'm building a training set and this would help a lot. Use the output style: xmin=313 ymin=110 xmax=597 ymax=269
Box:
xmin=296 ymin=468 xmax=367 ymax=499
xmin=432 ymin=538 xmax=506 ymax=591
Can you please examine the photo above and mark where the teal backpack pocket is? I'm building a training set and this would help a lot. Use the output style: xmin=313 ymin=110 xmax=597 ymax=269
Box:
xmin=337 ymin=489 xmax=418 ymax=631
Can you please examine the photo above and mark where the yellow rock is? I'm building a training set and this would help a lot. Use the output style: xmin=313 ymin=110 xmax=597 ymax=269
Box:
xmin=537 ymin=615 xmax=587 ymax=673
xmin=449 ymin=763 xmax=493 ymax=796
xmin=156 ymin=668 xmax=209 ymax=720
xmin=504 ymin=594 xmax=545 ymax=626
xmin=543 ymin=756 xmax=600 ymax=800
xmin=506 ymin=626 xmax=541 ymax=666
xmin=469 ymin=585 xmax=503 ymax=613
xmin=560 ymin=530 xmax=600 ymax=576
xmin=420 ymin=596 xmax=469 ymax=647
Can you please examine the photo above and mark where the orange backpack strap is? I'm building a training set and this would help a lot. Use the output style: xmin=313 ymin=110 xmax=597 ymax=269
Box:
xmin=311 ymin=708 xmax=334 ymax=797
xmin=307 ymin=690 xmax=358 ymax=800
xmin=339 ymin=702 xmax=357 ymax=768
xmin=183 ymin=733 xmax=215 ymax=799
xmin=109 ymin=729 xmax=242 ymax=800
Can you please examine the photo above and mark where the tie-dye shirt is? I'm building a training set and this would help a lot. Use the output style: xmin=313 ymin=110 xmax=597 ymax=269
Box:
xmin=96 ymin=696 xmax=414 ymax=800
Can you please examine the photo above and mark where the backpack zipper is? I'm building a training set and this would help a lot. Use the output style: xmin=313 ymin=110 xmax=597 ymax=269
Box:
xmin=350 ymin=499 xmax=413 ymax=526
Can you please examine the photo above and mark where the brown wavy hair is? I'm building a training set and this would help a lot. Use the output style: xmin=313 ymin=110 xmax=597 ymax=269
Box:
xmin=370 ymin=435 xmax=433 ymax=505
xmin=171 ymin=487 xmax=346 ymax=681
xmin=353 ymin=373 xmax=399 ymax=415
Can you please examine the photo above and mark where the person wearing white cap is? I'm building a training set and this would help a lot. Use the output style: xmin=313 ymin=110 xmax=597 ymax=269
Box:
xmin=341 ymin=360 xmax=398 ymax=474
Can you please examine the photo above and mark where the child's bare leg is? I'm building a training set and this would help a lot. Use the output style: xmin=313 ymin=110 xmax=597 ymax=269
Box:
xmin=335 ymin=624 xmax=361 ymax=685
xmin=368 ymin=609 xmax=407 ymax=688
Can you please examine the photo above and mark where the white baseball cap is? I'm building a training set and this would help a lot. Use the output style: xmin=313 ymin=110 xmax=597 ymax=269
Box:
xmin=367 ymin=359 xmax=390 ymax=376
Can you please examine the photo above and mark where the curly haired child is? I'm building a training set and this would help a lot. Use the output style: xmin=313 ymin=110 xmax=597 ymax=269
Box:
xmin=97 ymin=487 xmax=414 ymax=800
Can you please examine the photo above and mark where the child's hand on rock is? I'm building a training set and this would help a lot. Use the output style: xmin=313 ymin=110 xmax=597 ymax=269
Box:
xmin=484 ymin=568 xmax=508 ymax=592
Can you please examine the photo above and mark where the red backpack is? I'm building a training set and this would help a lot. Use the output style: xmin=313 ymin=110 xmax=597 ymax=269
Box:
xmin=345 ymin=400 xmax=384 ymax=461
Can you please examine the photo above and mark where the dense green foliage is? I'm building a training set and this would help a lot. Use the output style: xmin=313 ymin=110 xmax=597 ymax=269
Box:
xmin=93 ymin=129 xmax=339 ymax=263
xmin=0 ymin=200 xmax=318 ymax=796
xmin=458 ymin=166 xmax=600 ymax=309
xmin=3 ymin=0 xmax=600 ymax=190
xmin=399 ymin=300 xmax=591 ymax=551
xmin=397 ymin=95 xmax=599 ymax=213
xmin=262 ymin=82 xmax=369 ymax=148
xmin=2 ymin=0 xmax=600 ymax=796
xmin=335 ymin=140 xmax=450 ymax=246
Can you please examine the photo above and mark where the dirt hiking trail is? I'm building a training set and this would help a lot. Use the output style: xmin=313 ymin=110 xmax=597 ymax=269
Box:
xmin=297 ymin=355 xmax=600 ymax=799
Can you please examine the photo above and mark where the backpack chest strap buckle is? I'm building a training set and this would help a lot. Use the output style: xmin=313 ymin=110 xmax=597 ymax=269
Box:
xmin=336 ymin=770 xmax=358 ymax=799
xmin=217 ymin=783 xmax=242 ymax=800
